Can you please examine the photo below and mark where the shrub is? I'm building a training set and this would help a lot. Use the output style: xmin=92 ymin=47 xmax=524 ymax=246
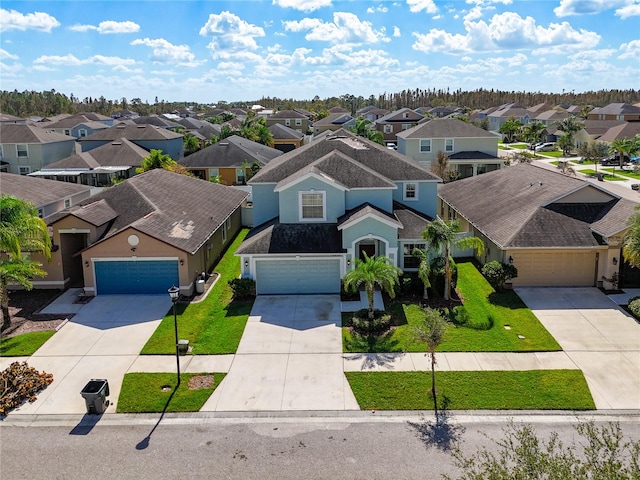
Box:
xmin=1 ymin=361 xmax=53 ymax=416
xmin=430 ymin=257 xmax=458 ymax=297
xmin=227 ymin=278 xmax=255 ymax=298
xmin=350 ymin=309 xmax=391 ymax=335
xmin=628 ymin=296 xmax=640 ymax=318
xmin=482 ymin=261 xmax=518 ymax=291
xmin=450 ymin=305 xmax=470 ymax=326
xmin=398 ymin=272 xmax=422 ymax=298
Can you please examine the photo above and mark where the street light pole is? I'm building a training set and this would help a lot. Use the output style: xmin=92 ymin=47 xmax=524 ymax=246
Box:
xmin=168 ymin=285 xmax=181 ymax=386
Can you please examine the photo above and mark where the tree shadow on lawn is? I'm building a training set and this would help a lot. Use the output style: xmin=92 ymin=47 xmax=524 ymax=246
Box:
xmin=487 ymin=290 xmax=528 ymax=310
xmin=224 ymin=298 xmax=254 ymax=318
xmin=406 ymin=396 xmax=466 ymax=452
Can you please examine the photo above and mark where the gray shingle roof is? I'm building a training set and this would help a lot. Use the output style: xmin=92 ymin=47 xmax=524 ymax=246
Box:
xmin=179 ymin=135 xmax=282 ymax=168
xmin=51 ymin=169 xmax=248 ymax=254
xmin=397 ymin=118 xmax=497 ymax=140
xmin=250 ymin=129 xmax=440 ymax=184
xmin=393 ymin=201 xmax=433 ymax=239
xmin=268 ymin=123 xmax=304 ymax=140
xmin=79 ymin=124 xmax=182 ymax=142
xmin=269 ymin=110 xmax=307 ymax=119
xmin=337 ymin=203 xmax=402 ymax=230
xmin=438 ymin=163 xmax=635 ymax=248
xmin=590 ymin=103 xmax=640 ymax=116
xmin=448 ymin=151 xmax=500 ymax=160
xmin=46 ymin=138 xmax=149 ymax=169
xmin=235 ymin=220 xmax=343 ymax=255
xmin=0 ymin=124 xmax=75 ymax=143
xmin=591 ymin=198 xmax=639 ymax=237
xmin=0 ymin=172 xmax=90 ymax=207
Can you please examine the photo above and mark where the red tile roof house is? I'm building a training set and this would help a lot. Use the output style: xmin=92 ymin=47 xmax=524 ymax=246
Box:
xmin=44 ymin=169 xmax=248 ymax=296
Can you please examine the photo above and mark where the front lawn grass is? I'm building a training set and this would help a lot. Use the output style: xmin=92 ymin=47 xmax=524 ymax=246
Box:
xmin=0 ymin=331 xmax=56 ymax=357
xmin=346 ymin=370 xmax=595 ymax=410
xmin=116 ymin=372 xmax=225 ymax=413
xmin=343 ymin=261 xmax=560 ymax=353
xmin=141 ymin=229 xmax=252 ymax=355
xmin=580 ymin=169 xmax=627 ymax=181
xmin=536 ymin=151 xmax=563 ymax=158
xmin=600 ymin=167 xmax=640 ymax=179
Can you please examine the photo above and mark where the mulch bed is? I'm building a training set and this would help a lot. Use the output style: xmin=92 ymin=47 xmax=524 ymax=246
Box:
xmin=188 ymin=374 xmax=214 ymax=390
xmin=2 ymin=290 xmax=68 ymax=338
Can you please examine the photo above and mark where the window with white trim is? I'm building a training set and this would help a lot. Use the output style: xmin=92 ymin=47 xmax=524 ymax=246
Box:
xmin=79 ymin=129 xmax=87 ymax=137
xmin=222 ymin=225 xmax=227 ymax=243
xmin=404 ymin=183 xmax=417 ymax=201
xmin=300 ymin=191 xmax=325 ymax=221
xmin=403 ymin=243 xmax=426 ymax=269
xmin=209 ymin=168 xmax=219 ymax=180
xmin=236 ymin=168 xmax=245 ymax=184
xmin=295 ymin=118 xmax=302 ymax=126
xmin=285 ymin=119 xmax=291 ymax=126
xmin=17 ymin=144 xmax=28 ymax=158
xmin=64 ymin=198 xmax=71 ymax=208
xmin=19 ymin=166 xmax=31 ymax=175
xmin=420 ymin=140 xmax=431 ymax=153
xmin=37 ymin=208 xmax=44 ymax=218
xmin=64 ymin=129 xmax=71 ymax=135
xmin=383 ymin=124 xmax=393 ymax=134
xmin=445 ymin=138 xmax=454 ymax=152
xmin=225 ymin=217 xmax=231 ymax=230
xmin=402 ymin=124 xmax=412 ymax=131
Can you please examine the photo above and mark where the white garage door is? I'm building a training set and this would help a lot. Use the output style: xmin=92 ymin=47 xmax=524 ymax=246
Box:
xmin=255 ymin=259 xmax=340 ymax=294
xmin=514 ymin=251 xmax=596 ymax=286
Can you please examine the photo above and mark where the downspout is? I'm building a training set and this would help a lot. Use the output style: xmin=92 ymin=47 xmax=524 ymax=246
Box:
xmin=593 ymin=252 xmax=599 ymax=287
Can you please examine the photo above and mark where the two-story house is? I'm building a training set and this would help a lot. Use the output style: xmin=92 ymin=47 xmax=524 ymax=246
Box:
xmin=79 ymin=123 xmax=184 ymax=160
xmin=487 ymin=103 xmax=531 ymax=132
xmin=43 ymin=113 xmax=113 ymax=139
xmin=269 ymin=123 xmax=305 ymax=153
xmin=374 ymin=108 xmax=426 ymax=144
xmin=266 ymin=110 xmax=310 ymax=134
xmin=0 ymin=124 xmax=76 ymax=175
xmin=312 ymin=113 xmax=355 ymax=135
xmin=396 ymin=118 xmax=503 ymax=178
xmin=236 ymin=129 xmax=441 ymax=295
xmin=587 ymin=103 xmax=640 ymax=122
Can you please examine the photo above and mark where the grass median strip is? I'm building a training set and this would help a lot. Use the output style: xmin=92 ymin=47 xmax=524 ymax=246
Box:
xmin=117 ymin=372 xmax=225 ymax=413
xmin=141 ymin=229 xmax=252 ymax=355
xmin=0 ymin=331 xmax=55 ymax=357
xmin=346 ymin=370 xmax=595 ymax=410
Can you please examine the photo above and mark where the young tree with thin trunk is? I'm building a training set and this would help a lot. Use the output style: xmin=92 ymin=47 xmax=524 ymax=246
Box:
xmin=412 ymin=307 xmax=447 ymax=414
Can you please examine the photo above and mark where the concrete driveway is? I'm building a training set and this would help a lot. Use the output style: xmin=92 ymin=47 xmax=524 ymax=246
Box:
xmin=201 ymin=295 xmax=359 ymax=412
xmin=2 ymin=295 xmax=171 ymax=415
xmin=516 ymin=287 xmax=640 ymax=409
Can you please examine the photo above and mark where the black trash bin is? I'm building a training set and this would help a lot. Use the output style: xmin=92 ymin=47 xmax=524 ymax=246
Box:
xmin=80 ymin=379 xmax=109 ymax=414
xmin=597 ymin=173 xmax=604 ymax=181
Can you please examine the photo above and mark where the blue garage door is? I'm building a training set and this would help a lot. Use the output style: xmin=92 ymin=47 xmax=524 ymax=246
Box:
xmin=255 ymin=259 xmax=340 ymax=295
xmin=95 ymin=260 xmax=179 ymax=294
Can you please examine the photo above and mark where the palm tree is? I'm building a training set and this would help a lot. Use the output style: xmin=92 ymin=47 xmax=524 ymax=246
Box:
xmin=183 ymin=133 xmax=200 ymax=156
xmin=412 ymin=247 xmax=431 ymax=300
xmin=422 ymin=219 xmax=484 ymax=300
xmin=555 ymin=116 xmax=584 ymax=155
xmin=499 ymin=117 xmax=521 ymax=144
xmin=343 ymin=253 xmax=402 ymax=319
xmin=521 ymin=121 xmax=545 ymax=150
xmin=412 ymin=308 xmax=447 ymax=414
xmin=610 ymin=138 xmax=634 ymax=172
xmin=136 ymin=149 xmax=175 ymax=174
xmin=623 ymin=206 xmax=640 ymax=268
xmin=1 ymin=196 xmax=52 ymax=332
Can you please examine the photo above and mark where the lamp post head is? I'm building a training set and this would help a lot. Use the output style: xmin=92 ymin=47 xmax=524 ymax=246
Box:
xmin=168 ymin=285 xmax=180 ymax=302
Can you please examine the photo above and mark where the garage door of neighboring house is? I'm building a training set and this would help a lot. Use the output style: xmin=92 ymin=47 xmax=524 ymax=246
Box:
xmin=514 ymin=251 xmax=596 ymax=286
xmin=95 ymin=260 xmax=179 ymax=294
xmin=255 ymin=259 xmax=340 ymax=295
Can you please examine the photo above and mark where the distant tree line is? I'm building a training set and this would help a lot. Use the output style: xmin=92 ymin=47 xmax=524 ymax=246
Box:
xmin=1 ymin=88 xmax=639 ymax=119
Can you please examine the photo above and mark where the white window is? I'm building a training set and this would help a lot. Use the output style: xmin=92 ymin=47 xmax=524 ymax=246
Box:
xmin=299 ymin=191 xmax=325 ymax=221
xmin=64 ymin=198 xmax=71 ymax=208
xmin=383 ymin=124 xmax=393 ymax=134
xmin=236 ymin=168 xmax=245 ymax=184
xmin=37 ymin=208 xmax=44 ymax=218
xmin=64 ymin=129 xmax=71 ymax=135
xmin=404 ymin=183 xmax=418 ymax=201
xmin=445 ymin=138 xmax=454 ymax=152
xmin=225 ymin=217 xmax=231 ymax=230
xmin=222 ymin=225 xmax=227 ymax=243
xmin=402 ymin=124 xmax=412 ymax=131
xmin=420 ymin=139 xmax=431 ymax=153
xmin=295 ymin=119 xmax=302 ymax=126
xmin=79 ymin=129 xmax=87 ymax=137
xmin=285 ymin=119 xmax=291 ymax=126
xmin=19 ymin=166 xmax=31 ymax=175
xmin=209 ymin=168 xmax=219 ymax=180
xmin=403 ymin=112 xmax=409 ymax=118
xmin=403 ymin=243 xmax=426 ymax=269
xmin=17 ymin=144 xmax=28 ymax=158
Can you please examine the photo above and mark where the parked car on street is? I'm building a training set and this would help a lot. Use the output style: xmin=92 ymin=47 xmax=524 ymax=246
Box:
xmin=601 ymin=154 xmax=630 ymax=166
xmin=536 ymin=142 xmax=556 ymax=152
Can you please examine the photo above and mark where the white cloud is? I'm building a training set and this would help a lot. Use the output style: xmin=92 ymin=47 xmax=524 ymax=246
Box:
xmin=618 ymin=39 xmax=640 ymax=60
xmin=33 ymin=54 xmax=136 ymax=67
xmin=272 ymin=0 xmax=332 ymax=12
xmin=616 ymin=1 xmax=640 ymax=19
xmin=0 ymin=8 xmax=60 ymax=32
xmin=393 ymin=26 xmax=401 ymax=37
xmin=367 ymin=5 xmax=388 ymax=13
xmin=406 ymin=0 xmax=438 ymax=14
xmin=69 ymin=20 xmax=140 ymax=34
xmin=569 ymin=48 xmax=616 ymax=60
xmin=284 ymin=12 xmax=389 ymax=45
xmin=412 ymin=12 xmax=600 ymax=54
xmin=131 ymin=38 xmax=200 ymax=66
xmin=0 ymin=48 xmax=18 ymax=60
xmin=199 ymin=11 xmax=265 ymax=59
xmin=554 ymin=0 xmax=627 ymax=17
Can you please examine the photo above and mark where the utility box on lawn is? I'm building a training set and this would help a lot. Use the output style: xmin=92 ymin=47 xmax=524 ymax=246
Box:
xmin=80 ymin=379 xmax=109 ymax=414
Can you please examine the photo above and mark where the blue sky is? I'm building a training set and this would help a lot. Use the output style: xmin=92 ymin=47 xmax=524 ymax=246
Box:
xmin=1 ymin=0 xmax=639 ymax=104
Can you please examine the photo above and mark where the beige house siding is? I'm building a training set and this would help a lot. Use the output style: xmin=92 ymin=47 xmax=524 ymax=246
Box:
xmin=554 ymin=186 xmax=614 ymax=203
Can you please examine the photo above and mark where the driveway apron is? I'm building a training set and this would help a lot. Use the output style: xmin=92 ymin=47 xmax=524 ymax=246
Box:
xmin=516 ymin=287 xmax=640 ymax=409
xmin=201 ymin=295 xmax=359 ymax=411
xmin=3 ymin=295 xmax=171 ymax=415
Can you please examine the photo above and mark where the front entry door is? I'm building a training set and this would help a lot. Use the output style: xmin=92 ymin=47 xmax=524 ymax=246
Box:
xmin=359 ymin=243 xmax=376 ymax=260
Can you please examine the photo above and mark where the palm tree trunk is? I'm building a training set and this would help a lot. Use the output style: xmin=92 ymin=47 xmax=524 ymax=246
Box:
xmin=430 ymin=350 xmax=437 ymax=415
xmin=367 ymin=285 xmax=375 ymax=319
xmin=1 ymin=282 xmax=11 ymax=333
xmin=423 ymin=286 xmax=428 ymax=300
xmin=444 ymin=246 xmax=451 ymax=301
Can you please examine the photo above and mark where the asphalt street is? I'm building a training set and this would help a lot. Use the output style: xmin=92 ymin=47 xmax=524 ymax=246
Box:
xmin=1 ymin=414 xmax=639 ymax=479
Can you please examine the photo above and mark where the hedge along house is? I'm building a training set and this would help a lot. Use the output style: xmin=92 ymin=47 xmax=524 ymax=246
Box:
xmin=438 ymin=163 xmax=639 ymax=288
xmin=236 ymin=129 xmax=441 ymax=295
xmin=43 ymin=169 xmax=248 ymax=296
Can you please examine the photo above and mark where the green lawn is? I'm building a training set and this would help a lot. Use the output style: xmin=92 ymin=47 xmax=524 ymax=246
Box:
xmin=601 ymin=167 xmax=640 ymax=179
xmin=116 ymin=372 xmax=225 ymax=413
xmin=579 ymin=169 xmax=627 ymax=181
xmin=141 ymin=229 xmax=253 ymax=355
xmin=536 ymin=151 xmax=563 ymax=158
xmin=346 ymin=370 xmax=595 ymax=410
xmin=343 ymin=261 xmax=560 ymax=353
xmin=0 ymin=331 xmax=56 ymax=357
